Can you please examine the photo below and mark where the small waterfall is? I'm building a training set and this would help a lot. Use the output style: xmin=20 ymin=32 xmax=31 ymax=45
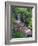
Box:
xmin=16 ymin=14 xmax=21 ymax=23
xmin=17 ymin=15 xmax=20 ymax=21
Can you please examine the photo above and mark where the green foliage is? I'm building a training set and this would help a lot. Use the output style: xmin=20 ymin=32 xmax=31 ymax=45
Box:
xmin=28 ymin=19 xmax=32 ymax=30
xmin=15 ymin=32 xmax=25 ymax=38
